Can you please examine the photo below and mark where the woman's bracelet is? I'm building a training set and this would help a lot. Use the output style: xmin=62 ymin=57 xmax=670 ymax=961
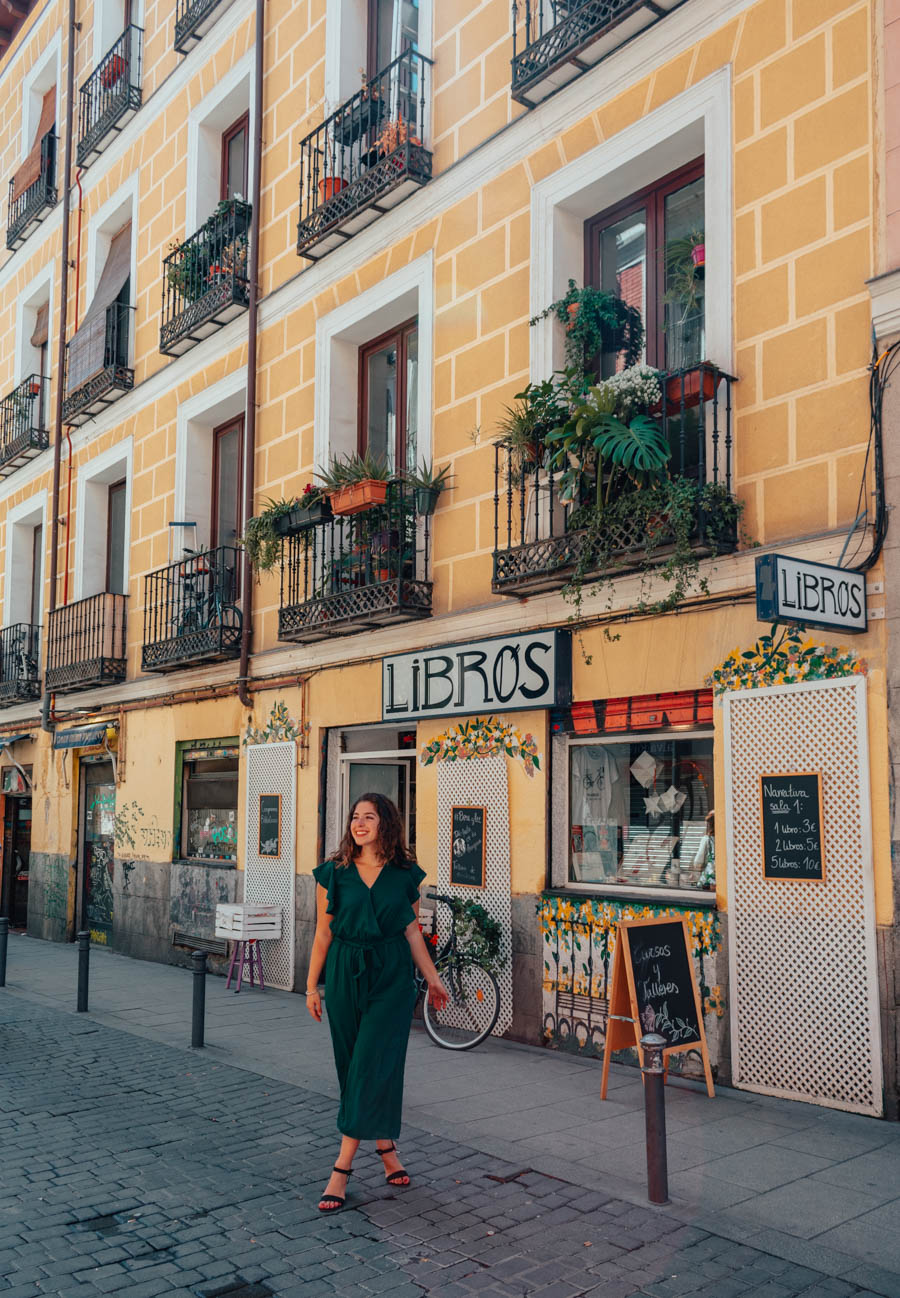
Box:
xmin=305 ymin=988 xmax=318 ymax=996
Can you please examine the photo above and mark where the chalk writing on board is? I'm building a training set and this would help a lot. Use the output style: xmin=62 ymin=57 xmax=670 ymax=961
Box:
xmin=627 ymin=920 xmax=700 ymax=1046
xmin=760 ymin=772 xmax=824 ymax=881
xmin=451 ymin=805 xmax=485 ymax=888
xmin=259 ymin=794 xmax=281 ymax=858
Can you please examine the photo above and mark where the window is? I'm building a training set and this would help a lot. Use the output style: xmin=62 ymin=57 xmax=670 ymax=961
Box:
xmin=68 ymin=221 xmax=132 ymax=394
xmin=585 ymin=159 xmax=705 ymax=373
xmin=211 ymin=415 xmax=243 ymax=548
xmin=567 ymin=732 xmax=713 ymax=892
xmin=106 ymin=480 xmax=126 ymax=595
xmin=181 ymin=749 xmax=239 ymax=862
xmin=368 ymin=0 xmax=419 ymax=76
xmin=221 ymin=112 xmax=249 ymax=201
xmin=29 ymin=525 xmax=42 ymax=628
xmin=30 ymin=304 xmax=49 ymax=429
xmin=358 ymin=319 xmax=418 ymax=474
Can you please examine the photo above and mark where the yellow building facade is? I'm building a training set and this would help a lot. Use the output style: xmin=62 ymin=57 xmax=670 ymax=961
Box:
xmin=0 ymin=0 xmax=896 ymax=1116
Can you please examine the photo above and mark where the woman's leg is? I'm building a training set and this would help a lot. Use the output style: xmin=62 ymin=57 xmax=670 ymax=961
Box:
xmin=319 ymin=1134 xmax=360 ymax=1209
xmin=375 ymin=1139 xmax=409 ymax=1186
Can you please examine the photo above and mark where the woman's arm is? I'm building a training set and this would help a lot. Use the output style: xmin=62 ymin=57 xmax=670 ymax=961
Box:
xmin=305 ymin=883 xmax=333 ymax=1022
xmin=405 ymin=901 xmax=449 ymax=1009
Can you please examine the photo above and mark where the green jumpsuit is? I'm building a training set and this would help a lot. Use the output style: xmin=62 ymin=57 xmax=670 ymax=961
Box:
xmin=313 ymin=858 xmax=426 ymax=1140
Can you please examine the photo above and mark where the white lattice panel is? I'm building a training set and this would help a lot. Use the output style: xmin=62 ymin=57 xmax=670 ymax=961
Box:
xmin=723 ymin=677 xmax=882 ymax=1115
xmin=244 ymin=742 xmax=296 ymax=991
xmin=437 ymin=754 xmax=513 ymax=1036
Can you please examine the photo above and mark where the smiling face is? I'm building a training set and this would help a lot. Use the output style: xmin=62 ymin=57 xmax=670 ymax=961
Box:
xmin=350 ymin=799 xmax=381 ymax=850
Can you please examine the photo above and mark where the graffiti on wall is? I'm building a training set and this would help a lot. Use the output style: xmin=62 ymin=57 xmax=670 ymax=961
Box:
xmin=44 ymin=857 xmax=69 ymax=922
xmin=539 ymin=893 xmax=723 ymax=1075
xmin=114 ymin=801 xmax=173 ymax=856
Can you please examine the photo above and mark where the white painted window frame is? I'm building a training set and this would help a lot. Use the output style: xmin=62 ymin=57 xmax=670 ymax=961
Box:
xmin=529 ymin=68 xmax=733 ymax=382
xmin=73 ymin=437 xmax=134 ymax=601
xmin=174 ymin=369 xmax=248 ymax=553
xmin=93 ymin=0 xmax=145 ymax=67
xmin=19 ymin=31 xmax=61 ymax=167
xmin=314 ymin=251 xmax=433 ymax=472
xmin=15 ymin=264 xmax=55 ymax=386
xmin=3 ymin=489 xmax=47 ymax=627
xmin=185 ymin=48 xmax=256 ymax=233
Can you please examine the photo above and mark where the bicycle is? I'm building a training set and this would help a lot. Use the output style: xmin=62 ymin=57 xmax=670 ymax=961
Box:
xmin=176 ymin=548 xmax=243 ymax=639
xmin=414 ymin=891 xmax=501 ymax=1050
xmin=10 ymin=630 xmax=37 ymax=682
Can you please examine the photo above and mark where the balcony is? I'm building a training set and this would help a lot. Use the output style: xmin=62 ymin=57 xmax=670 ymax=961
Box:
xmin=46 ymin=592 xmax=127 ymax=694
xmin=7 ymin=132 xmax=57 ymax=250
xmin=511 ymin=0 xmax=688 ymax=106
xmin=296 ymin=46 xmax=432 ymax=261
xmin=493 ymin=365 xmax=737 ymax=595
xmin=77 ymin=26 xmax=143 ymax=167
xmin=62 ymin=301 xmax=134 ymax=427
xmin=0 ymin=624 xmax=41 ymax=705
xmin=142 ymin=545 xmax=242 ymax=672
xmin=279 ymin=480 xmax=432 ymax=643
xmin=174 ymin=0 xmax=233 ymax=53
xmin=160 ymin=200 xmax=251 ymax=356
xmin=0 ymin=375 xmax=50 ymax=478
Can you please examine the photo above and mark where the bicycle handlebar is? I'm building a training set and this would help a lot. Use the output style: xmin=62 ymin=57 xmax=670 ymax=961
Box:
xmin=425 ymin=891 xmax=457 ymax=907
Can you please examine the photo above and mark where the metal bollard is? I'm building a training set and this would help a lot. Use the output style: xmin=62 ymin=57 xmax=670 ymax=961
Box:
xmin=191 ymin=950 xmax=207 ymax=1048
xmin=640 ymin=1032 xmax=669 ymax=1205
xmin=0 ymin=916 xmax=8 ymax=988
xmin=76 ymin=931 xmax=90 ymax=1012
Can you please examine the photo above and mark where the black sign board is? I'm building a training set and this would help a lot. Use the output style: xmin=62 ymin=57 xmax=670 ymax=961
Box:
xmin=258 ymin=794 xmax=281 ymax=857
xmin=760 ymin=772 xmax=825 ymax=881
xmin=450 ymin=805 xmax=486 ymax=888
xmin=625 ymin=919 xmax=702 ymax=1048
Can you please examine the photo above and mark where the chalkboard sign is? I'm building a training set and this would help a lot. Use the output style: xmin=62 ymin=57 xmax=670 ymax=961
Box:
xmin=625 ymin=919 xmax=701 ymax=1048
xmin=760 ymin=772 xmax=824 ymax=881
xmin=258 ymin=794 xmax=281 ymax=857
xmin=450 ymin=805 xmax=486 ymax=888
xmin=601 ymin=916 xmax=714 ymax=1099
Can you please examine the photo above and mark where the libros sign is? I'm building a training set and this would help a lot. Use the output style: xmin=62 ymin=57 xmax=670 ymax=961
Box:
xmin=755 ymin=553 xmax=866 ymax=634
xmin=382 ymin=630 xmax=571 ymax=721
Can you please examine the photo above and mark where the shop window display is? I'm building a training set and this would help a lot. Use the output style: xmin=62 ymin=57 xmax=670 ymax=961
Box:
xmin=568 ymin=735 xmax=713 ymax=891
xmin=182 ymin=754 xmax=238 ymax=863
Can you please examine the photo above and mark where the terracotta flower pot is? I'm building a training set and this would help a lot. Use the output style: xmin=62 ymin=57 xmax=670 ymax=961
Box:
xmin=690 ymin=242 xmax=706 ymax=268
xmin=565 ymin=302 xmax=579 ymax=333
xmin=101 ymin=55 xmax=125 ymax=89
xmin=328 ymin=478 xmax=389 ymax=515
xmin=651 ymin=363 xmax=718 ymax=416
xmin=318 ymin=176 xmax=347 ymax=202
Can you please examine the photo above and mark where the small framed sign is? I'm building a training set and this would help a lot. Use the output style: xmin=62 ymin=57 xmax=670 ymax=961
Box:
xmin=450 ymin=805 xmax=486 ymax=889
xmin=258 ymin=794 xmax=281 ymax=857
xmin=760 ymin=772 xmax=825 ymax=882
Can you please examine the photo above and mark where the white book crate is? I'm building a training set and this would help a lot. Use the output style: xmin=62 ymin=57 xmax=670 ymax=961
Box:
xmin=214 ymin=904 xmax=282 ymax=940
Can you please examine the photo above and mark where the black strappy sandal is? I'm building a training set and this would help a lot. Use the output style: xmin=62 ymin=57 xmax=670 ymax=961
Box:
xmin=318 ymin=1165 xmax=352 ymax=1212
xmin=377 ymin=1142 xmax=410 ymax=1187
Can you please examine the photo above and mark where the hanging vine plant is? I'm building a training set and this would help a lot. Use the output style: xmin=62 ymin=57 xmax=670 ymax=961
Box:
xmin=449 ymin=898 xmax=506 ymax=979
xmin=529 ymin=279 xmax=645 ymax=381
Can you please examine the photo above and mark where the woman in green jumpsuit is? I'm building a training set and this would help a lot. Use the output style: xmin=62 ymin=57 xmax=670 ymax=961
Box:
xmin=306 ymin=792 xmax=448 ymax=1212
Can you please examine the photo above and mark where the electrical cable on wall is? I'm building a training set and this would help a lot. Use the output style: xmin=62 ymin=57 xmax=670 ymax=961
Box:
xmin=843 ymin=335 xmax=900 ymax=572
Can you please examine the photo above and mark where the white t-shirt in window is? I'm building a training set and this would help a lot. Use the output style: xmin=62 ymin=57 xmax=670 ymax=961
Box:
xmin=571 ymin=745 xmax=619 ymax=826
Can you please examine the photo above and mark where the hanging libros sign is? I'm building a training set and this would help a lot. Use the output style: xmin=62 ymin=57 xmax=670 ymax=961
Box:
xmin=383 ymin=630 xmax=571 ymax=721
xmin=755 ymin=554 xmax=866 ymax=634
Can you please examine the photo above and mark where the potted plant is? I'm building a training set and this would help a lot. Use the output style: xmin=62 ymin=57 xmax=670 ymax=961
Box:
xmin=656 ymin=361 xmax=720 ymax=416
xmin=406 ymin=460 xmax=454 ymax=515
xmin=530 ymin=280 xmax=644 ymax=382
xmin=315 ymin=449 xmax=392 ymax=515
xmin=101 ymin=54 xmax=126 ymax=90
xmin=662 ymin=229 xmax=706 ymax=377
xmin=240 ymin=497 xmax=299 ymax=573
xmin=496 ymin=374 xmax=574 ymax=482
xmin=275 ymin=483 xmax=333 ymax=534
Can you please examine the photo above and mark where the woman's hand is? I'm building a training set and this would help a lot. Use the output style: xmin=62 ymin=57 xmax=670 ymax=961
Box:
xmin=426 ymin=976 xmax=449 ymax=1012
xmin=306 ymin=990 xmax=322 ymax=1022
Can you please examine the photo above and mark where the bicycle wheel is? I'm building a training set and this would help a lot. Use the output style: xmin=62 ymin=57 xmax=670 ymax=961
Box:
xmin=423 ymin=960 xmax=500 ymax=1050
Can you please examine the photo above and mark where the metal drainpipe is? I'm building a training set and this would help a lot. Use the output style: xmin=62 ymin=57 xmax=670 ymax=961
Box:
xmin=42 ymin=0 xmax=77 ymax=733
xmin=237 ymin=0 xmax=265 ymax=710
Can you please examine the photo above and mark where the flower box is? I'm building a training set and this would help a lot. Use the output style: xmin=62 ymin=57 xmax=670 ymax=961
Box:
xmin=328 ymin=478 xmax=389 ymax=516
xmin=652 ymin=363 xmax=718 ymax=416
xmin=275 ymin=498 xmax=333 ymax=535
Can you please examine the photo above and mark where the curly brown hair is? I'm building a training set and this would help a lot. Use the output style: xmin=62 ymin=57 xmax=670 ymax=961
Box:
xmin=333 ymin=792 xmax=416 ymax=869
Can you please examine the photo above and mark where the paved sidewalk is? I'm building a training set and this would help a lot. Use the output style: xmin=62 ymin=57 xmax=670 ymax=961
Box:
xmin=1 ymin=932 xmax=899 ymax=1298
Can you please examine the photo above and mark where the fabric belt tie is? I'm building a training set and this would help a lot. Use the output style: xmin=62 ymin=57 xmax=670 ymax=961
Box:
xmin=333 ymin=934 xmax=405 ymax=1011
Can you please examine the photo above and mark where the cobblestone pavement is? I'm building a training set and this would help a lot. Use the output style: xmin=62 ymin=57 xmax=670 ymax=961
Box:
xmin=2 ymin=998 xmax=898 ymax=1298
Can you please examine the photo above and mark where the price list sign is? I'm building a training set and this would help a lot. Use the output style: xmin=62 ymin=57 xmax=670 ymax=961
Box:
xmin=760 ymin=772 xmax=825 ymax=882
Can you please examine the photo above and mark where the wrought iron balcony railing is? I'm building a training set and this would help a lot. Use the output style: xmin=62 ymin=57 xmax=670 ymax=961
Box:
xmin=0 ymin=624 xmax=41 ymax=705
xmin=160 ymin=200 xmax=251 ymax=356
xmin=511 ymin=0 xmax=687 ymax=106
xmin=46 ymin=592 xmax=128 ymax=694
xmin=7 ymin=132 xmax=57 ymax=250
xmin=279 ymin=480 xmax=433 ymax=643
xmin=142 ymin=545 xmax=243 ymax=672
xmin=0 ymin=375 xmax=50 ymax=479
xmin=77 ymin=26 xmax=143 ymax=167
xmin=62 ymin=301 xmax=134 ymax=427
xmin=297 ymin=45 xmax=432 ymax=261
xmin=493 ymin=364 xmax=736 ymax=595
xmin=174 ymin=0 xmax=231 ymax=53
